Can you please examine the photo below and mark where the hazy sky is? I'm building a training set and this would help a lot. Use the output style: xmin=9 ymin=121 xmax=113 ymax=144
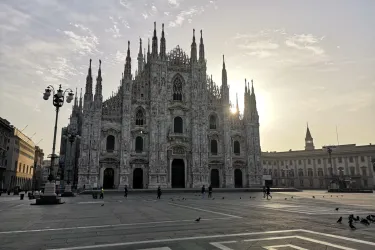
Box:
xmin=0 ymin=0 xmax=374 ymax=155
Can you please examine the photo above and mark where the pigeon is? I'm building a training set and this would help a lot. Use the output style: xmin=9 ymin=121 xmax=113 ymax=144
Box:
xmin=312 ymin=196 xmax=315 ymax=198
xmin=360 ymin=219 xmax=370 ymax=226
xmin=323 ymin=196 xmax=325 ymax=198
xmin=349 ymin=223 xmax=356 ymax=230
xmin=291 ymin=196 xmax=293 ymax=199
xmin=222 ymin=197 xmax=224 ymax=199
xmin=366 ymin=215 xmax=375 ymax=222
xmin=240 ymin=197 xmax=241 ymax=199
xmin=331 ymin=195 xmax=333 ymax=197
xmin=285 ymin=198 xmax=287 ymax=200
xmin=212 ymin=198 xmax=215 ymax=200
xmin=195 ymin=217 xmax=201 ymax=222
xmin=337 ymin=217 xmax=342 ymax=223
xmin=335 ymin=208 xmax=339 ymax=211
xmin=101 ymin=204 xmax=104 ymax=206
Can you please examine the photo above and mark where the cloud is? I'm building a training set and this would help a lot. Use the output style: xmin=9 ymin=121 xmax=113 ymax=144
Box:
xmin=169 ymin=6 xmax=205 ymax=27
xmin=285 ymin=34 xmax=326 ymax=56
xmin=106 ymin=16 xmax=122 ymax=38
xmin=62 ymin=24 xmax=100 ymax=55
xmin=168 ymin=0 xmax=182 ymax=7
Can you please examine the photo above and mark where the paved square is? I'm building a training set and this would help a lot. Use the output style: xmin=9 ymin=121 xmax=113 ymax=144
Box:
xmin=0 ymin=191 xmax=375 ymax=249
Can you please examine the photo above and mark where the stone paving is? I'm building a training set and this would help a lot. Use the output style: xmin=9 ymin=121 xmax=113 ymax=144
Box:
xmin=0 ymin=191 xmax=375 ymax=249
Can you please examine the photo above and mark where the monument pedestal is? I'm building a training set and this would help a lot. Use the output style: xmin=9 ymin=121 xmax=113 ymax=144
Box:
xmin=35 ymin=182 xmax=64 ymax=205
xmin=62 ymin=184 xmax=75 ymax=197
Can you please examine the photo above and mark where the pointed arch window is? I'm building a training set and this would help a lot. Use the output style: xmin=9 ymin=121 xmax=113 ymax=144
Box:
xmin=135 ymin=136 xmax=143 ymax=153
xmin=209 ymin=115 xmax=217 ymax=129
xmin=233 ymin=140 xmax=240 ymax=155
xmin=136 ymin=109 xmax=144 ymax=126
xmin=106 ymin=135 xmax=115 ymax=152
xmin=174 ymin=116 xmax=183 ymax=133
xmin=173 ymin=77 xmax=183 ymax=101
xmin=211 ymin=140 xmax=218 ymax=155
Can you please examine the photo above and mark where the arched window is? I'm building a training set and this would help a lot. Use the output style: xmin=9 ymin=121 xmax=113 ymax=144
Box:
xmin=233 ymin=140 xmax=240 ymax=155
xmin=135 ymin=109 xmax=144 ymax=126
xmin=135 ymin=136 xmax=143 ymax=153
xmin=174 ymin=116 xmax=183 ymax=133
xmin=106 ymin=135 xmax=115 ymax=152
xmin=209 ymin=115 xmax=217 ymax=129
xmin=211 ymin=140 xmax=218 ymax=155
xmin=172 ymin=77 xmax=183 ymax=101
xmin=307 ymin=168 xmax=313 ymax=177
xmin=298 ymin=168 xmax=304 ymax=177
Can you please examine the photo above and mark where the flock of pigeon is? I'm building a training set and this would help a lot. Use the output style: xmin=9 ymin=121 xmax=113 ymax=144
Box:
xmin=337 ymin=213 xmax=375 ymax=230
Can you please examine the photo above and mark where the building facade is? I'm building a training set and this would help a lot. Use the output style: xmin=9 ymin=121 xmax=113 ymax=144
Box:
xmin=0 ymin=117 xmax=13 ymax=190
xmin=33 ymin=146 xmax=44 ymax=190
xmin=262 ymin=125 xmax=375 ymax=189
xmin=59 ymin=90 xmax=82 ymax=188
xmin=74 ymin=23 xmax=262 ymax=189
xmin=4 ymin=127 xmax=36 ymax=190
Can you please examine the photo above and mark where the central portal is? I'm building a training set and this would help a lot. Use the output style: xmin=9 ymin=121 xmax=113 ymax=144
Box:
xmin=133 ymin=168 xmax=143 ymax=189
xmin=171 ymin=159 xmax=185 ymax=188
xmin=103 ymin=168 xmax=114 ymax=189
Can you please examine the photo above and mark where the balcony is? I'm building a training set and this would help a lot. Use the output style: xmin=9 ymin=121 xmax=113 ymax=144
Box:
xmin=168 ymin=132 xmax=189 ymax=142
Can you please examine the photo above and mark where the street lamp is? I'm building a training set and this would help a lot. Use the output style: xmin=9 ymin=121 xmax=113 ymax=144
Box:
xmin=37 ymin=84 xmax=73 ymax=204
xmin=43 ymin=84 xmax=74 ymax=181
xmin=323 ymin=145 xmax=336 ymax=189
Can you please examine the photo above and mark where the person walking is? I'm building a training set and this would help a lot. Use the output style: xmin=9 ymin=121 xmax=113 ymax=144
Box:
xmin=201 ymin=185 xmax=206 ymax=199
xmin=157 ymin=186 xmax=162 ymax=199
xmin=124 ymin=185 xmax=128 ymax=198
xmin=208 ymin=185 xmax=213 ymax=198
xmin=263 ymin=186 xmax=266 ymax=198
xmin=100 ymin=187 xmax=104 ymax=199
xmin=266 ymin=185 xmax=272 ymax=200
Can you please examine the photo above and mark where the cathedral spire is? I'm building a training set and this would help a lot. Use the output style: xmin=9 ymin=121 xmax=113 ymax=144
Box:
xmin=199 ymin=29 xmax=205 ymax=63
xmin=236 ymin=93 xmax=239 ymax=113
xmin=74 ymin=87 xmax=78 ymax=107
xmin=79 ymin=88 xmax=83 ymax=111
xmin=222 ymin=55 xmax=227 ymax=86
xmin=95 ymin=59 xmax=102 ymax=99
xmin=84 ymin=59 xmax=93 ymax=98
xmin=190 ymin=29 xmax=197 ymax=63
xmin=152 ymin=22 xmax=158 ymax=57
xmin=147 ymin=38 xmax=151 ymax=62
xmin=137 ymin=38 xmax=143 ymax=72
xmin=160 ymin=23 xmax=166 ymax=59
xmin=124 ymin=41 xmax=132 ymax=79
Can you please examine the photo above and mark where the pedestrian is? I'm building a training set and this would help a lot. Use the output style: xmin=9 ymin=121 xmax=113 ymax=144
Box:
xmin=263 ymin=186 xmax=266 ymax=198
xmin=201 ymin=185 xmax=206 ymax=199
xmin=157 ymin=186 xmax=162 ymax=199
xmin=124 ymin=185 xmax=128 ymax=198
xmin=266 ymin=185 xmax=272 ymax=200
xmin=208 ymin=185 xmax=213 ymax=198
xmin=100 ymin=187 xmax=104 ymax=199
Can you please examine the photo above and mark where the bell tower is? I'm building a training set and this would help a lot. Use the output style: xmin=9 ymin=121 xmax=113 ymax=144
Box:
xmin=305 ymin=123 xmax=315 ymax=150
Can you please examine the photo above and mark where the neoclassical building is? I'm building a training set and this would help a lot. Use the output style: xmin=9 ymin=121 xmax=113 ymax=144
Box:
xmin=262 ymin=125 xmax=375 ymax=189
xmin=75 ymin=22 xmax=262 ymax=189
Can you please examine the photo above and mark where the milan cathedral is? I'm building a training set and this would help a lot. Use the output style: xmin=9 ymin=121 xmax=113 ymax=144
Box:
xmin=63 ymin=22 xmax=262 ymax=189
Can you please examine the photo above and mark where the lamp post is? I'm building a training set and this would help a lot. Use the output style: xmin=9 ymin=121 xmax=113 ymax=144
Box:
xmin=323 ymin=145 xmax=336 ymax=190
xmin=62 ymin=133 xmax=80 ymax=197
xmin=38 ymin=84 xmax=74 ymax=204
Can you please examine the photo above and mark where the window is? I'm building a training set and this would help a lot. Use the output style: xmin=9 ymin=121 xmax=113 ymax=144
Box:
xmin=289 ymin=169 xmax=294 ymax=177
xmin=211 ymin=140 xmax=218 ymax=155
xmin=298 ymin=168 xmax=304 ymax=177
xmin=281 ymin=169 xmax=285 ymax=177
xmin=174 ymin=117 xmax=183 ymax=133
xmin=274 ymin=169 xmax=278 ymax=177
xmin=172 ymin=76 xmax=183 ymax=101
xmin=18 ymin=163 xmax=21 ymax=172
xmin=307 ymin=159 xmax=311 ymax=164
xmin=308 ymin=168 xmax=313 ymax=177
xmin=317 ymin=159 xmax=321 ymax=164
xmin=319 ymin=179 xmax=323 ymax=187
xmin=23 ymin=164 xmax=25 ymax=173
xmin=209 ymin=115 xmax=217 ymax=129
xmin=233 ymin=141 xmax=240 ymax=155
xmin=106 ymin=135 xmax=115 ymax=152
xmin=360 ymin=156 xmax=365 ymax=162
xmin=300 ymin=179 xmax=304 ymax=186
xmin=349 ymin=157 xmax=354 ymax=163
xmin=26 ymin=165 xmax=29 ymax=174
xmin=309 ymin=179 xmax=313 ymax=187
xmin=298 ymin=160 xmax=302 ymax=164
xmin=269 ymin=169 xmax=272 ymax=175
xmin=350 ymin=167 xmax=355 ymax=176
xmin=317 ymin=168 xmax=323 ymax=176
xmin=263 ymin=169 xmax=267 ymax=175
xmin=135 ymin=136 xmax=143 ymax=153
xmin=135 ymin=109 xmax=144 ymax=126
xmin=361 ymin=167 xmax=367 ymax=176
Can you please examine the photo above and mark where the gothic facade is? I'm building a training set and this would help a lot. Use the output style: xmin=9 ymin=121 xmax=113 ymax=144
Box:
xmin=76 ymin=22 xmax=262 ymax=189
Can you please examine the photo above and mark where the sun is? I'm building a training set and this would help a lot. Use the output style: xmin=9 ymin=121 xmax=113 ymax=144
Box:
xmin=230 ymin=107 xmax=237 ymax=114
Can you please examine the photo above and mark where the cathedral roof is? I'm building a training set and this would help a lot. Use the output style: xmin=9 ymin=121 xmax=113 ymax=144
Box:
xmin=168 ymin=45 xmax=190 ymax=65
